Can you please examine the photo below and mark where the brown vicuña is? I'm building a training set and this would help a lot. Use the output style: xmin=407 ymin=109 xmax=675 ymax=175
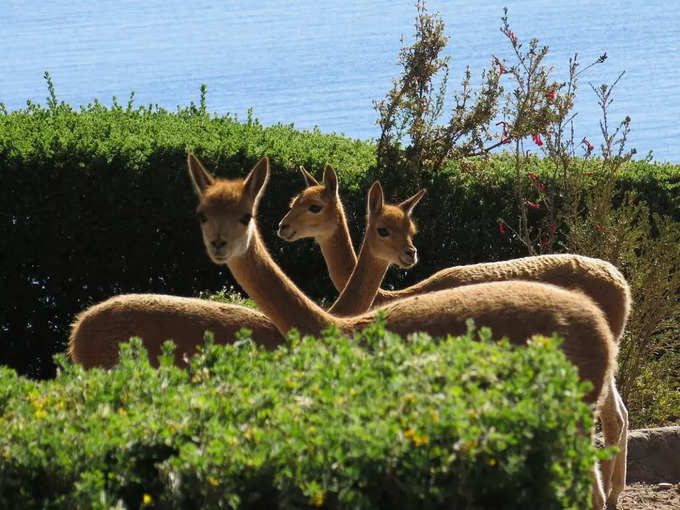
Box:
xmin=189 ymin=153 xmax=617 ymax=509
xmin=68 ymin=294 xmax=283 ymax=369
xmin=278 ymin=164 xmax=629 ymax=507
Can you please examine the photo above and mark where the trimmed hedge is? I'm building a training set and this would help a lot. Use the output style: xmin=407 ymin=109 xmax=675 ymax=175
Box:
xmin=2 ymin=98 xmax=680 ymax=377
xmin=0 ymin=322 xmax=600 ymax=509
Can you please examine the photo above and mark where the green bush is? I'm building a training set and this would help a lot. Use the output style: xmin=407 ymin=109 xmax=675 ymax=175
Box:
xmin=2 ymin=88 xmax=680 ymax=387
xmin=0 ymin=321 xmax=600 ymax=509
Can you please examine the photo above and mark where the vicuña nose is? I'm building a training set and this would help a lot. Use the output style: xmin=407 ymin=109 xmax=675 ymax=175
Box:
xmin=211 ymin=239 xmax=227 ymax=250
xmin=279 ymin=222 xmax=290 ymax=233
xmin=405 ymin=246 xmax=416 ymax=258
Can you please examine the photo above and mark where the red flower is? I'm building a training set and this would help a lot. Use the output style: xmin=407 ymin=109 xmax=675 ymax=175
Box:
xmin=532 ymin=134 xmax=544 ymax=146
xmin=525 ymin=201 xmax=540 ymax=209
xmin=528 ymin=172 xmax=537 ymax=182
xmin=509 ymin=31 xmax=516 ymax=43
xmin=546 ymin=90 xmax=556 ymax=100
xmin=496 ymin=121 xmax=512 ymax=144
xmin=585 ymin=171 xmax=594 ymax=176
xmin=547 ymin=224 xmax=557 ymax=233
xmin=582 ymin=137 xmax=594 ymax=152
xmin=499 ymin=221 xmax=505 ymax=235
xmin=594 ymin=225 xmax=603 ymax=232
xmin=538 ymin=183 xmax=545 ymax=192
xmin=496 ymin=121 xmax=508 ymax=136
xmin=541 ymin=240 xmax=550 ymax=246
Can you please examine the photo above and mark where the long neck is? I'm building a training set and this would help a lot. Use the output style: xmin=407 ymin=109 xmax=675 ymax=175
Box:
xmin=228 ymin=229 xmax=341 ymax=337
xmin=328 ymin=237 xmax=390 ymax=316
xmin=317 ymin=200 xmax=358 ymax=293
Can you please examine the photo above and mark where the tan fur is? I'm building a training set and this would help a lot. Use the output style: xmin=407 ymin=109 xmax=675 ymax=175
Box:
xmin=190 ymin=154 xmax=617 ymax=509
xmin=280 ymin=166 xmax=631 ymax=339
xmin=67 ymin=154 xmax=285 ymax=370
xmin=327 ymin=182 xmax=423 ymax=316
xmin=68 ymin=294 xmax=283 ymax=369
xmin=279 ymin=166 xmax=630 ymax=507
xmin=279 ymin=165 xmax=357 ymax=291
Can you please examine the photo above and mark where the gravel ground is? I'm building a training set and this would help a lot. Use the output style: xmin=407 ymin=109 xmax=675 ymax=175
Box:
xmin=617 ymin=482 xmax=680 ymax=510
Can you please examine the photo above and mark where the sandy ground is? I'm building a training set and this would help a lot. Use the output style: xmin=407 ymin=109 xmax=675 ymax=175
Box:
xmin=618 ymin=482 xmax=680 ymax=510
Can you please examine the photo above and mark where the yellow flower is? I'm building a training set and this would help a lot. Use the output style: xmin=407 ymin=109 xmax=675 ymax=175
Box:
xmin=117 ymin=407 xmax=127 ymax=417
xmin=310 ymin=492 xmax=324 ymax=507
xmin=209 ymin=476 xmax=219 ymax=487
xmin=530 ymin=334 xmax=551 ymax=346
xmin=349 ymin=388 xmax=357 ymax=397
xmin=403 ymin=428 xmax=416 ymax=439
xmin=228 ymin=436 xmax=239 ymax=446
xmin=430 ymin=410 xmax=440 ymax=422
xmin=34 ymin=409 xmax=47 ymax=420
xmin=142 ymin=493 xmax=152 ymax=505
xmin=244 ymin=427 xmax=256 ymax=440
xmin=308 ymin=425 xmax=316 ymax=435
xmin=413 ymin=434 xmax=429 ymax=447
xmin=488 ymin=458 xmax=497 ymax=467
xmin=285 ymin=379 xmax=295 ymax=388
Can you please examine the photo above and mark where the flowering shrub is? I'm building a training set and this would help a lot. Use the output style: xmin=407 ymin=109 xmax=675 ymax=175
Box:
xmin=372 ymin=1 xmax=680 ymax=429
xmin=0 ymin=321 xmax=600 ymax=509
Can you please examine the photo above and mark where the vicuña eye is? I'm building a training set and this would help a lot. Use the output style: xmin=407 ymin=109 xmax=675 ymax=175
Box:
xmin=377 ymin=227 xmax=389 ymax=237
xmin=308 ymin=205 xmax=322 ymax=213
xmin=240 ymin=213 xmax=252 ymax=226
xmin=197 ymin=211 xmax=207 ymax=224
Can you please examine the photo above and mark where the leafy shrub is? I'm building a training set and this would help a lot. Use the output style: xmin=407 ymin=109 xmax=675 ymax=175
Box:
xmin=0 ymin=321 xmax=600 ymax=509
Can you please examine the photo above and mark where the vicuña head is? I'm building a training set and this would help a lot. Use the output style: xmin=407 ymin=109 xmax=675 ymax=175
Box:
xmin=278 ymin=165 xmax=339 ymax=242
xmin=359 ymin=180 xmax=424 ymax=269
xmin=188 ymin=153 xmax=268 ymax=264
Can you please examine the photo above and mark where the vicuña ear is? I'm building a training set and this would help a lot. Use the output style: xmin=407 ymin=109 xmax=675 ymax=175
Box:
xmin=367 ymin=181 xmax=384 ymax=216
xmin=300 ymin=166 xmax=320 ymax=187
xmin=187 ymin=153 xmax=215 ymax=196
xmin=244 ymin=156 xmax=270 ymax=204
xmin=399 ymin=189 xmax=426 ymax=216
xmin=322 ymin=165 xmax=338 ymax=200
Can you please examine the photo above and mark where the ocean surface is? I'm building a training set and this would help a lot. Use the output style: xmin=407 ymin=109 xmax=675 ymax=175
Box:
xmin=2 ymin=0 xmax=679 ymax=162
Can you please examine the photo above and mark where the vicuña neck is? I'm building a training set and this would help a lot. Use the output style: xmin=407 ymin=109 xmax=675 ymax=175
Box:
xmin=317 ymin=202 xmax=357 ymax=293
xmin=328 ymin=237 xmax=389 ymax=316
xmin=228 ymin=229 xmax=340 ymax=337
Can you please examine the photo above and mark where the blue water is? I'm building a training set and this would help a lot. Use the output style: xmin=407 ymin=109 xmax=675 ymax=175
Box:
xmin=2 ymin=0 xmax=679 ymax=162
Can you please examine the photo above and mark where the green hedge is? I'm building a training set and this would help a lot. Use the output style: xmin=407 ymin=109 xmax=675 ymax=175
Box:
xmin=2 ymin=98 xmax=680 ymax=377
xmin=0 ymin=322 xmax=600 ymax=509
